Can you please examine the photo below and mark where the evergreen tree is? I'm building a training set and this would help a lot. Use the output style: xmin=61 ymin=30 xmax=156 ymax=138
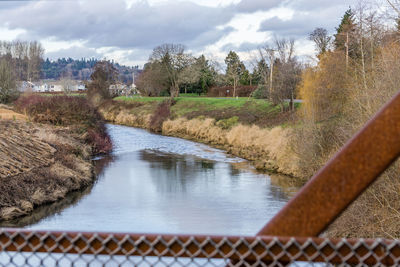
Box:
xmin=225 ymin=51 xmax=247 ymax=97
xmin=334 ymin=8 xmax=357 ymax=52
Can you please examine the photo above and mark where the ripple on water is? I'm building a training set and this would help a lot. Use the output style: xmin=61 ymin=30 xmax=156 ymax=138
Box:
xmin=107 ymin=124 xmax=245 ymax=163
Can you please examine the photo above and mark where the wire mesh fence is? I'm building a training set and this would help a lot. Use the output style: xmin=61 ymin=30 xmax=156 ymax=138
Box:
xmin=1 ymin=229 xmax=400 ymax=266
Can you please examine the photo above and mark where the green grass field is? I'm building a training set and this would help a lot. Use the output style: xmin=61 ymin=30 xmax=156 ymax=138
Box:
xmin=115 ymin=96 xmax=272 ymax=109
xmin=113 ymin=96 xmax=293 ymax=127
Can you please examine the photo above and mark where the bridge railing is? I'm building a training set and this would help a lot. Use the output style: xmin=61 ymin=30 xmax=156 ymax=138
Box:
xmin=1 ymin=229 xmax=400 ymax=266
xmin=3 ymin=92 xmax=400 ymax=266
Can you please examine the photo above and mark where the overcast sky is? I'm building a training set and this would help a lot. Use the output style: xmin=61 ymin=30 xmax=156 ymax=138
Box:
xmin=0 ymin=0 xmax=361 ymax=67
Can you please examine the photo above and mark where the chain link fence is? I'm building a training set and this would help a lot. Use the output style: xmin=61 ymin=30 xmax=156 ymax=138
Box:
xmin=1 ymin=229 xmax=400 ymax=266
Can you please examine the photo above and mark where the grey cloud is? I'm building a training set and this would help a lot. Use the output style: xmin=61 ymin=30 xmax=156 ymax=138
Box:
xmin=188 ymin=26 xmax=234 ymax=49
xmin=283 ymin=0 xmax=351 ymax=11
xmin=259 ymin=16 xmax=311 ymax=37
xmin=1 ymin=0 xmax=235 ymax=50
xmin=221 ymin=41 xmax=262 ymax=52
xmin=235 ymin=0 xmax=282 ymax=13
xmin=0 ymin=1 xmax=32 ymax=10
xmin=259 ymin=5 xmax=351 ymax=37
xmin=45 ymin=46 xmax=102 ymax=60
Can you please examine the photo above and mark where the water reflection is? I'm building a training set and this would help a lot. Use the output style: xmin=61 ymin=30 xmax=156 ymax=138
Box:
xmin=140 ymin=150 xmax=217 ymax=194
xmin=0 ymin=156 xmax=114 ymax=228
xmin=7 ymin=124 xmax=298 ymax=236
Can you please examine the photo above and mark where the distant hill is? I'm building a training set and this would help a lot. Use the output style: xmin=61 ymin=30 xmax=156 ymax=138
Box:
xmin=41 ymin=58 xmax=142 ymax=84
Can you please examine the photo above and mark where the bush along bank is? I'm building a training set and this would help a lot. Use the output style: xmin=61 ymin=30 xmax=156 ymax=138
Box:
xmin=99 ymin=97 xmax=303 ymax=179
xmin=0 ymin=95 xmax=112 ymax=222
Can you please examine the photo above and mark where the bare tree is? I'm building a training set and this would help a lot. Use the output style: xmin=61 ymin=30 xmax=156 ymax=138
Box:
xmin=257 ymin=45 xmax=275 ymax=100
xmin=150 ymin=44 xmax=192 ymax=97
xmin=136 ymin=62 xmax=169 ymax=96
xmin=275 ymin=37 xmax=295 ymax=63
xmin=309 ymin=28 xmax=332 ymax=56
xmin=273 ymin=38 xmax=301 ymax=110
xmin=0 ymin=41 xmax=44 ymax=82
xmin=0 ymin=59 xmax=17 ymax=103
xmin=27 ymin=41 xmax=44 ymax=81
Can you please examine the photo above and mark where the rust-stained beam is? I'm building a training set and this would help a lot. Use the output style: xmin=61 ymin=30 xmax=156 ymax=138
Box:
xmin=258 ymin=91 xmax=400 ymax=237
xmin=0 ymin=229 xmax=398 ymax=265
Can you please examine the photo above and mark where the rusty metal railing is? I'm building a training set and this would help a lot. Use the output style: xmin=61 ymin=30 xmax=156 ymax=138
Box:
xmin=1 ymin=229 xmax=400 ymax=266
xmin=3 ymin=92 xmax=400 ymax=266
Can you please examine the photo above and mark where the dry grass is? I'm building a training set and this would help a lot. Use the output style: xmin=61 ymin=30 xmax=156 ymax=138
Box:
xmin=101 ymin=105 xmax=151 ymax=128
xmin=0 ymin=108 xmax=27 ymax=121
xmin=326 ymin=161 xmax=400 ymax=238
xmin=162 ymin=117 xmax=302 ymax=177
xmin=0 ymin=119 xmax=94 ymax=222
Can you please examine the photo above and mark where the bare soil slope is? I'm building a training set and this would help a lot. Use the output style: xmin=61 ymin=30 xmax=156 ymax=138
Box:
xmin=0 ymin=118 xmax=93 ymax=221
xmin=0 ymin=121 xmax=55 ymax=177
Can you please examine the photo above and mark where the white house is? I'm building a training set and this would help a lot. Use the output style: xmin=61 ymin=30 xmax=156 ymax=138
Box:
xmin=18 ymin=80 xmax=87 ymax=93
xmin=17 ymin=81 xmax=35 ymax=92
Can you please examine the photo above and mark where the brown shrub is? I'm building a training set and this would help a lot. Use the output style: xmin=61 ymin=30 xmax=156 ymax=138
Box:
xmin=14 ymin=95 xmax=112 ymax=154
xmin=149 ymin=99 xmax=175 ymax=132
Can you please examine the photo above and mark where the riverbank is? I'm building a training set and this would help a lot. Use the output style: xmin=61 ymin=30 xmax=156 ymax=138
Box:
xmin=99 ymin=97 xmax=305 ymax=179
xmin=18 ymin=123 xmax=295 ymax=234
xmin=0 ymin=96 xmax=111 ymax=221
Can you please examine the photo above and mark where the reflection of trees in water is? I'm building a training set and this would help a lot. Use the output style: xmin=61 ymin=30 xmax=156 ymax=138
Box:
xmin=229 ymin=163 xmax=295 ymax=202
xmin=139 ymin=150 xmax=295 ymax=202
xmin=94 ymin=155 xmax=115 ymax=177
xmin=268 ymin=173 xmax=301 ymax=198
xmin=139 ymin=150 xmax=216 ymax=194
xmin=201 ymin=161 xmax=214 ymax=169
xmin=229 ymin=164 xmax=241 ymax=177
xmin=0 ymin=155 xmax=114 ymax=228
xmin=268 ymin=184 xmax=290 ymax=201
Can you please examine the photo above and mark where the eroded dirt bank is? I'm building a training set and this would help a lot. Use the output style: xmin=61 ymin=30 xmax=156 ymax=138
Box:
xmin=0 ymin=109 xmax=93 ymax=221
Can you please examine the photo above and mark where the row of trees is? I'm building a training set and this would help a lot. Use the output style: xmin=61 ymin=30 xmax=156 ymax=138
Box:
xmin=136 ymin=41 xmax=303 ymax=111
xmin=41 ymin=57 xmax=140 ymax=84
xmin=136 ymin=44 xmax=271 ymax=97
xmin=136 ymin=44 xmax=220 ymax=97
xmin=0 ymin=41 xmax=43 ymax=82
xmin=0 ymin=41 xmax=43 ymax=103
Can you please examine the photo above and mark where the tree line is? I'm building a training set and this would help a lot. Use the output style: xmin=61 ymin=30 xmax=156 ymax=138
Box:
xmin=41 ymin=57 xmax=140 ymax=84
xmin=136 ymin=40 xmax=303 ymax=111
xmin=0 ymin=41 xmax=43 ymax=103
xmin=136 ymin=44 xmax=258 ymax=98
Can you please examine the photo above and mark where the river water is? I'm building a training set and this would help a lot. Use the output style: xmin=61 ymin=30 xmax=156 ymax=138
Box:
xmin=5 ymin=124 xmax=297 ymax=235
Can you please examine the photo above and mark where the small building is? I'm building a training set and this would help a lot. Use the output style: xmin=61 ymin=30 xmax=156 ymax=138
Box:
xmin=18 ymin=80 xmax=87 ymax=93
xmin=46 ymin=82 xmax=63 ymax=92
xmin=109 ymin=83 xmax=128 ymax=96
xmin=17 ymin=81 xmax=35 ymax=92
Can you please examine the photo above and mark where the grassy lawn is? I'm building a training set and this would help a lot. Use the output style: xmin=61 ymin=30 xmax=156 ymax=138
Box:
xmin=115 ymin=96 xmax=272 ymax=109
xmin=115 ymin=96 xmax=166 ymax=103
xmin=113 ymin=96 xmax=293 ymax=127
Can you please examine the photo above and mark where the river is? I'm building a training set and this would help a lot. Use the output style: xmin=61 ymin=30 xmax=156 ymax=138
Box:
xmin=3 ymin=124 xmax=297 ymax=235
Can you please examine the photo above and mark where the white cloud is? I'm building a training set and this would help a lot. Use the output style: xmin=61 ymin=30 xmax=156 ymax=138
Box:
xmin=0 ymin=27 xmax=26 ymax=41
xmin=0 ymin=0 xmax=362 ymax=67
